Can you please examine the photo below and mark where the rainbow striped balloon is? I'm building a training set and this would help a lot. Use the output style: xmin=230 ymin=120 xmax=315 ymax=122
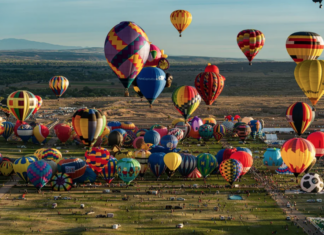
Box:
xmin=49 ymin=76 xmax=69 ymax=98
xmin=27 ymin=161 xmax=52 ymax=190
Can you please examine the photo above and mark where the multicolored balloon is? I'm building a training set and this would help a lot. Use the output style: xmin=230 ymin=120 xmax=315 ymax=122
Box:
xmin=187 ymin=168 xmax=202 ymax=178
xmin=32 ymin=95 xmax=42 ymax=115
xmin=7 ymin=90 xmax=37 ymax=122
xmin=39 ymin=159 xmax=58 ymax=176
xmin=40 ymin=148 xmax=62 ymax=161
xmin=202 ymin=117 xmax=217 ymax=126
xmin=219 ymin=159 xmax=243 ymax=185
xmin=236 ymin=124 xmax=251 ymax=143
xmin=13 ymin=156 xmax=37 ymax=183
xmin=51 ymin=173 xmax=73 ymax=191
xmin=148 ymin=152 xmax=166 ymax=179
xmin=85 ymin=147 xmax=110 ymax=174
xmin=1 ymin=161 xmax=14 ymax=176
xmin=100 ymin=157 xmax=117 ymax=184
xmin=104 ymin=21 xmax=150 ymax=96
xmin=167 ymin=128 xmax=184 ymax=141
xmin=198 ymin=124 xmax=213 ymax=141
xmin=2 ymin=122 xmax=14 ymax=140
xmin=17 ymin=124 xmax=33 ymax=143
xmin=177 ymin=153 xmax=196 ymax=177
xmin=237 ymin=29 xmax=265 ymax=65
xmin=49 ymin=76 xmax=69 ymax=99
xmin=117 ymin=158 xmax=141 ymax=184
xmin=57 ymin=158 xmax=87 ymax=181
xmin=27 ymin=161 xmax=52 ymax=190
xmin=276 ymin=162 xmax=293 ymax=175
xmin=170 ymin=10 xmax=192 ymax=37
xmin=172 ymin=86 xmax=201 ymax=121
xmin=213 ymin=124 xmax=226 ymax=142
xmin=0 ymin=98 xmax=10 ymax=118
xmin=286 ymin=102 xmax=313 ymax=135
xmin=196 ymin=153 xmax=217 ymax=178
xmin=32 ymin=124 xmax=49 ymax=144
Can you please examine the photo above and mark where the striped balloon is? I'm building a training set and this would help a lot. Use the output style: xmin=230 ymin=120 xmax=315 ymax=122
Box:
xmin=27 ymin=161 xmax=52 ymax=190
xmin=41 ymin=148 xmax=62 ymax=161
xmin=17 ymin=124 xmax=33 ymax=143
xmin=57 ymin=158 xmax=86 ymax=181
xmin=32 ymin=124 xmax=49 ymax=144
xmin=100 ymin=157 xmax=118 ymax=184
xmin=237 ymin=29 xmax=265 ymax=65
xmin=286 ymin=102 xmax=313 ymax=136
xmin=13 ymin=156 xmax=37 ymax=183
xmin=51 ymin=173 xmax=73 ymax=191
xmin=32 ymin=95 xmax=42 ymax=115
xmin=172 ymin=86 xmax=201 ymax=121
xmin=2 ymin=122 xmax=14 ymax=140
xmin=286 ymin=32 xmax=324 ymax=64
xmin=7 ymin=90 xmax=37 ymax=122
xmin=49 ymin=76 xmax=69 ymax=98
xmin=213 ymin=124 xmax=226 ymax=142
xmin=187 ymin=168 xmax=202 ymax=178
xmin=177 ymin=153 xmax=196 ymax=177
xmin=133 ymin=150 xmax=151 ymax=177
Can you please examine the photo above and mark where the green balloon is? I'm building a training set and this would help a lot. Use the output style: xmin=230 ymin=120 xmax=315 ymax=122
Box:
xmin=197 ymin=153 xmax=217 ymax=178
xmin=117 ymin=158 xmax=141 ymax=184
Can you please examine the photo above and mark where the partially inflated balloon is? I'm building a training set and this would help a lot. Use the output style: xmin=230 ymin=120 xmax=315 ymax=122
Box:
xmin=75 ymin=166 xmax=97 ymax=183
xmin=137 ymin=67 xmax=166 ymax=106
xmin=202 ymin=118 xmax=217 ymax=126
xmin=237 ymin=29 xmax=265 ymax=65
xmin=117 ymin=158 xmax=141 ymax=184
xmin=144 ymin=43 xmax=162 ymax=67
xmin=104 ymin=21 xmax=150 ymax=96
xmin=27 ymin=161 xmax=52 ymax=190
xmin=281 ymin=138 xmax=315 ymax=177
xmin=32 ymin=95 xmax=42 ymax=115
xmin=294 ymin=60 xmax=324 ymax=106
xmin=49 ymin=76 xmax=69 ymax=99
xmin=172 ymin=86 xmax=201 ymax=121
xmin=219 ymin=159 xmax=243 ymax=185
xmin=13 ymin=156 xmax=37 ymax=183
xmin=307 ymin=132 xmax=324 ymax=158
xmin=39 ymin=159 xmax=58 ymax=176
xmin=286 ymin=102 xmax=313 ymax=135
xmin=196 ymin=153 xmax=217 ymax=178
xmin=7 ymin=90 xmax=37 ymax=122
xmin=1 ymin=161 xmax=13 ymax=176
xmin=51 ymin=173 xmax=73 ymax=191
xmin=286 ymin=32 xmax=324 ymax=64
xmin=170 ymin=10 xmax=192 ymax=37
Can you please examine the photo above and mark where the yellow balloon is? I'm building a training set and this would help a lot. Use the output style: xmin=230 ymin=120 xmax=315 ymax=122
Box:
xmin=100 ymin=126 xmax=110 ymax=139
xmin=1 ymin=161 xmax=13 ymax=176
xmin=172 ymin=118 xmax=185 ymax=127
xmin=170 ymin=10 xmax=192 ymax=37
xmin=34 ymin=148 xmax=46 ymax=160
xmin=281 ymin=138 xmax=315 ymax=177
xmin=163 ymin=152 xmax=182 ymax=171
xmin=294 ymin=60 xmax=324 ymax=106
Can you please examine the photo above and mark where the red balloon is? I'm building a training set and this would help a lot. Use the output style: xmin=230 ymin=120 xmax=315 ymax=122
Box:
xmin=14 ymin=121 xmax=27 ymax=137
xmin=307 ymin=131 xmax=324 ymax=158
xmin=204 ymin=63 xmax=219 ymax=74
xmin=234 ymin=115 xmax=241 ymax=121
xmin=230 ymin=151 xmax=253 ymax=176
xmin=54 ymin=124 xmax=72 ymax=144
xmin=223 ymin=148 xmax=237 ymax=161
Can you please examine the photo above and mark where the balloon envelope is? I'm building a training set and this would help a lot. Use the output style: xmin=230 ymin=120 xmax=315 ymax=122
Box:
xmin=27 ymin=161 xmax=52 ymax=190
xmin=117 ymin=158 xmax=141 ymax=184
xmin=196 ymin=153 xmax=217 ymax=178
xmin=177 ymin=153 xmax=196 ymax=177
xmin=148 ymin=152 xmax=166 ymax=178
xmin=219 ymin=159 xmax=243 ymax=185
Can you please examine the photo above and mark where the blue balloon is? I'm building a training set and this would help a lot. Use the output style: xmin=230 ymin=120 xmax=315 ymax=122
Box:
xmin=236 ymin=147 xmax=252 ymax=156
xmin=75 ymin=166 xmax=97 ymax=183
xmin=160 ymin=135 xmax=178 ymax=149
xmin=144 ymin=130 xmax=160 ymax=146
xmin=212 ymin=149 xmax=226 ymax=174
xmin=149 ymin=146 xmax=181 ymax=153
xmin=137 ymin=67 xmax=166 ymax=105
xmin=2 ymin=122 xmax=14 ymax=140
xmin=148 ymin=152 xmax=166 ymax=178
xmin=263 ymin=148 xmax=282 ymax=171
xmin=108 ymin=121 xmax=121 ymax=129
xmin=177 ymin=153 xmax=196 ymax=177
xmin=31 ymin=136 xmax=47 ymax=145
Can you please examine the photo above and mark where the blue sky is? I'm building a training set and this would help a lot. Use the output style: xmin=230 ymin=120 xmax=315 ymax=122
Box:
xmin=0 ymin=0 xmax=323 ymax=60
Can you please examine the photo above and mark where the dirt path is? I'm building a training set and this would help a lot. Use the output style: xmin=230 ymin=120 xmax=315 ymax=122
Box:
xmin=0 ymin=175 xmax=20 ymax=199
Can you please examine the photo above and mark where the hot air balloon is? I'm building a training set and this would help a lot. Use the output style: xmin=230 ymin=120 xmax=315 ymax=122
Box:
xmin=85 ymin=147 xmax=110 ymax=174
xmin=136 ymin=129 xmax=147 ymax=137
xmin=72 ymin=108 xmax=105 ymax=148
xmin=14 ymin=120 xmax=26 ymax=137
xmin=148 ymin=152 xmax=167 ymax=179
xmin=170 ymin=10 xmax=192 ymax=37
xmin=32 ymin=124 xmax=49 ymax=144
xmin=104 ymin=21 xmax=150 ymax=96
xmin=132 ymin=78 xmax=144 ymax=99
xmin=13 ymin=156 xmax=37 ymax=183
xmin=17 ymin=124 xmax=33 ymax=143
xmin=304 ymin=155 xmax=317 ymax=174
xmin=262 ymin=148 xmax=283 ymax=172
xmin=53 ymin=123 xmax=72 ymax=144
xmin=34 ymin=148 xmax=46 ymax=160
xmin=57 ymin=158 xmax=87 ymax=181
xmin=202 ymin=117 xmax=217 ymax=126
xmin=177 ymin=153 xmax=196 ymax=177
xmin=0 ymin=98 xmax=10 ymax=118
xmin=167 ymin=128 xmax=184 ymax=141
xmin=151 ymin=125 xmax=168 ymax=139
xmin=51 ymin=173 xmax=73 ymax=191
xmin=248 ymin=120 xmax=262 ymax=139
xmin=1 ymin=161 xmax=13 ymax=176
xmin=236 ymin=124 xmax=251 ymax=143
xmin=230 ymin=151 xmax=253 ymax=176
xmin=108 ymin=131 xmax=123 ymax=150
xmin=7 ymin=90 xmax=37 ymax=122
xmin=133 ymin=137 xmax=145 ymax=150
xmin=2 ymin=122 xmax=14 ymax=140
xmin=40 ymin=148 xmax=62 ymax=161
xmin=286 ymin=102 xmax=313 ymax=135
xmin=294 ymin=60 xmax=324 ymax=107
xmin=281 ymin=138 xmax=316 ymax=177
xmin=117 ymin=158 xmax=141 ymax=184
xmin=75 ymin=166 xmax=97 ymax=183
xmin=0 ymin=124 xmax=4 ymax=136
xmin=39 ymin=159 xmax=58 ymax=176
xmin=198 ymin=124 xmax=213 ymax=141
xmin=163 ymin=152 xmax=182 ymax=177
xmin=172 ymin=86 xmax=201 ymax=122
xmin=187 ymin=168 xmax=202 ymax=178
xmin=219 ymin=159 xmax=243 ymax=185
xmin=236 ymin=147 xmax=252 ymax=156
xmin=222 ymin=121 xmax=234 ymax=134
xmin=134 ymin=150 xmax=151 ymax=177
xmin=108 ymin=121 xmax=121 ymax=130
xmin=100 ymin=157 xmax=118 ymax=184
xmin=49 ymin=76 xmax=69 ymax=99
xmin=197 ymin=153 xmax=217 ymax=178
xmin=237 ymin=29 xmax=265 ymax=65
xmin=204 ymin=63 xmax=219 ymax=74
xmin=286 ymin=32 xmax=324 ymax=64
xmin=115 ymin=150 xmax=133 ymax=160
xmin=174 ymin=121 xmax=191 ymax=139
xmin=137 ymin=67 xmax=166 ymax=107
xmin=32 ymin=95 xmax=42 ymax=115
xmin=27 ymin=161 xmax=52 ymax=190
xmin=307 ymin=131 xmax=324 ymax=158
xmin=144 ymin=130 xmax=160 ymax=146
xmin=213 ymin=124 xmax=226 ymax=142
xmin=172 ymin=118 xmax=185 ymax=127
xmin=223 ymin=148 xmax=237 ymax=161
xmin=276 ymin=162 xmax=293 ymax=175
xmin=161 ymin=135 xmax=178 ymax=150
xmin=123 ymin=130 xmax=136 ymax=148
xmin=195 ymin=72 xmax=225 ymax=108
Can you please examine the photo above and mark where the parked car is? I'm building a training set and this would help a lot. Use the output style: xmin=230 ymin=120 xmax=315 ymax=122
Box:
xmin=177 ymin=198 xmax=185 ymax=201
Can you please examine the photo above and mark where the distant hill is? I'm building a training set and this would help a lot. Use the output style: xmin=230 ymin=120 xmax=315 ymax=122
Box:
xmin=0 ymin=38 xmax=82 ymax=50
